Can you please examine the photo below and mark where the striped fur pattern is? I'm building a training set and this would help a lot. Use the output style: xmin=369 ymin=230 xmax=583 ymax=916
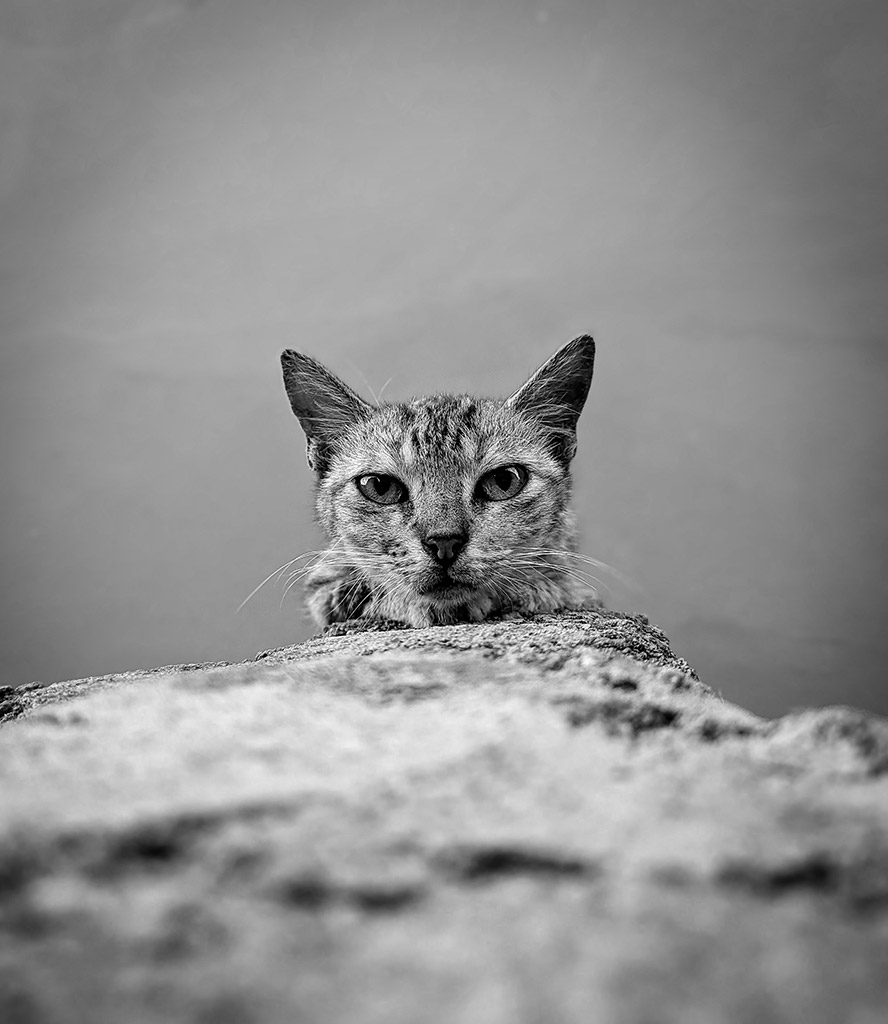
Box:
xmin=281 ymin=336 xmax=596 ymax=627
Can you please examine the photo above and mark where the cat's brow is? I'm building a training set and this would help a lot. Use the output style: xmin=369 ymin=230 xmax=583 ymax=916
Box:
xmin=475 ymin=437 xmax=561 ymax=477
xmin=398 ymin=438 xmax=416 ymax=468
xmin=479 ymin=457 xmax=561 ymax=482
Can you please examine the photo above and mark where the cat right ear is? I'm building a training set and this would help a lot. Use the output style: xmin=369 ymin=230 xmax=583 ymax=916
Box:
xmin=506 ymin=335 xmax=595 ymax=462
xmin=281 ymin=350 xmax=372 ymax=472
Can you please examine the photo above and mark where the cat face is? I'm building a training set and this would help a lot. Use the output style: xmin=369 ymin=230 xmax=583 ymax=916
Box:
xmin=281 ymin=336 xmax=595 ymax=625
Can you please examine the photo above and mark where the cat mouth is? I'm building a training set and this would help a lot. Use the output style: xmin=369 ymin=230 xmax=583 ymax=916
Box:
xmin=416 ymin=571 xmax=473 ymax=598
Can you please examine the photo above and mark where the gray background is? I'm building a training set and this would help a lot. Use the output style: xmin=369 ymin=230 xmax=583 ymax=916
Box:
xmin=1 ymin=0 xmax=886 ymax=717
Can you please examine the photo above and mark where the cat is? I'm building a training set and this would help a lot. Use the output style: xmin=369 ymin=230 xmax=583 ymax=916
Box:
xmin=280 ymin=335 xmax=596 ymax=628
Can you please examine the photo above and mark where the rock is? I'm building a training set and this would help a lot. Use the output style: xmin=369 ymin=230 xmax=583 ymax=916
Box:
xmin=0 ymin=607 xmax=886 ymax=1023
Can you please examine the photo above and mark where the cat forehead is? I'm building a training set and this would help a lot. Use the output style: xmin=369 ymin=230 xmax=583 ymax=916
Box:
xmin=388 ymin=396 xmax=496 ymax=454
xmin=334 ymin=395 xmax=556 ymax=475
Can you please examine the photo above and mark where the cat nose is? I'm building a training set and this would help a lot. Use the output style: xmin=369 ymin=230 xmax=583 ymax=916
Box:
xmin=422 ymin=533 xmax=466 ymax=566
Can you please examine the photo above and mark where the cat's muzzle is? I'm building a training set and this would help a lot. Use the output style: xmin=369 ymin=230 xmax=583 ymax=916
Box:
xmin=415 ymin=565 xmax=473 ymax=598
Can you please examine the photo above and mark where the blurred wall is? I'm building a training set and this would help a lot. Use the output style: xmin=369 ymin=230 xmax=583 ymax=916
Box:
xmin=1 ymin=0 xmax=886 ymax=716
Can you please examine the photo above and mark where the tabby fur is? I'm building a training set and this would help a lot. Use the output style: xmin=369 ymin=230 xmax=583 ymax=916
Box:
xmin=281 ymin=335 xmax=596 ymax=627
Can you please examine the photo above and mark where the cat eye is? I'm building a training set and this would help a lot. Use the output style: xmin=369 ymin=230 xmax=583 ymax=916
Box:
xmin=475 ymin=465 xmax=529 ymax=502
xmin=355 ymin=474 xmax=408 ymax=505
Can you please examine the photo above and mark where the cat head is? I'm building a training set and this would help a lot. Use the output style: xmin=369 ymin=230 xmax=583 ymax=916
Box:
xmin=280 ymin=336 xmax=595 ymax=624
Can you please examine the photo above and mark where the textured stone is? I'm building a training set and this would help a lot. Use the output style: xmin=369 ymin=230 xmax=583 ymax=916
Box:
xmin=1 ymin=608 xmax=886 ymax=1023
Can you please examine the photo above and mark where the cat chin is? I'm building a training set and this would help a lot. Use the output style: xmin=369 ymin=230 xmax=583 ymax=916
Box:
xmin=413 ymin=579 xmax=472 ymax=599
xmin=377 ymin=588 xmax=497 ymax=627
xmin=421 ymin=596 xmax=497 ymax=626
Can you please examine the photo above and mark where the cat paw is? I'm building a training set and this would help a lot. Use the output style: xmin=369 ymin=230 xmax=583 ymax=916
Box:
xmin=490 ymin=610 xmax=536 ymax=623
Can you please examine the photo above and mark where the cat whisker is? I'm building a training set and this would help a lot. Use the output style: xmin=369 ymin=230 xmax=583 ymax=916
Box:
xmin=520 ymin=548 xmax=619 ymax=572
xmin=504 ymin=560 xmax=603 ymax=596
xmin=508 ymin=556 xmax=602 ymax=581
xmin=236 ymin=550 xmax=333 ymax=614
xmin=520 ymin=549 xmax=632 ymax=588
xmin=284 ymin=558 xmax=347 ymax=585
xmin=340 ymin=356 xmax=390 ymax=408
xmin=281 ymin=561 xmax=346 ymax=607
xmin=281 ymin=552 xmax=354 ymax=606
xmin=487 ymin=567 xmax=553 ymax=609
xmin=281 ymin=574 xmax=303 ymax=608
xmin=283 ymin=560 xmax=364 ymax=600
xmin=376 ymin=376 xmax=394 ymax=405
xmin=285 ymin=555 xmax=356 ymax=580
xmin=340 ymin=572 xmax=372 ymax=616
xmin=512 ymin=553 xmax=618 ymax=591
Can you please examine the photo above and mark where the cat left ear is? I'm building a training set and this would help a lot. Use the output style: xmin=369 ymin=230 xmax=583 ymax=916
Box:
xmin=281 ymin=350 xmax=373 ymax=472
xmin=506 ymin=335 xmax=595 ymax=462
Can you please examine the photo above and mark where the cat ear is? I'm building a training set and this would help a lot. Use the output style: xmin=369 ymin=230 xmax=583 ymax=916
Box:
xmin=281 ymin=350 xmax=373 ymax=472
xmin=506 ymin=335 xmax=595 ymax=461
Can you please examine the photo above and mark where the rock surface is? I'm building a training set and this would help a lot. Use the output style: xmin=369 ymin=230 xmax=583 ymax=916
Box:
xmin=1 ymin=607 xmax=887 ymax=1024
